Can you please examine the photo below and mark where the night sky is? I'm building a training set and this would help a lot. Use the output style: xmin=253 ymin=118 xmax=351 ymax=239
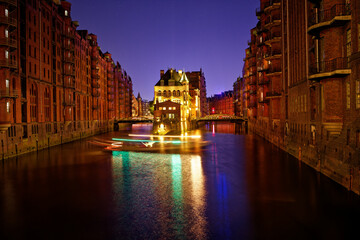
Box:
xmin=71 ymin=0 xmax=259 ymax=100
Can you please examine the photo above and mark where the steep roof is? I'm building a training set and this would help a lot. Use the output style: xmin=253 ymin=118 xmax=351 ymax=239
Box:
xmin=155 ymin=69 xmax=184 ymax=86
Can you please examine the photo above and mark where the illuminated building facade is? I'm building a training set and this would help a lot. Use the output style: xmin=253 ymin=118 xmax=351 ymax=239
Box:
xmin=0 ymin=0 xmax=132 ymax=159
xmin=154 ymin=68 xmax=199 ymax=133
xmin=236 ymin=0 xmax=360 ymax=194
xmin=207 ymin=91 xmax=234 ymax=115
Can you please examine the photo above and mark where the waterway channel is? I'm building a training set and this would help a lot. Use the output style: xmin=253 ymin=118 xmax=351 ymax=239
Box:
xmin=1 ymin=122 xmax=360 ymax=239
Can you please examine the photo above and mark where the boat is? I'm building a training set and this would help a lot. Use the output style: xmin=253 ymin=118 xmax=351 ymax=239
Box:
xmin=89 ymin=134 xmax=210 ymax=153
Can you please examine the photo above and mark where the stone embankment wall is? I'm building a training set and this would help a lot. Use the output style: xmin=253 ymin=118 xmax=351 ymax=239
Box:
xmin=1 ymin=120 xmax=114 ymax=160
xmin=249 ymin=121 xmax=360 ymax=195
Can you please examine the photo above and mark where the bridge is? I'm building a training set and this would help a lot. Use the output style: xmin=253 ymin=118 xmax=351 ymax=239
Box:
xmin=115 ymin=117 xmax=153 ymax=124
xmin=195 ymin=114 xmax=247 ymax=122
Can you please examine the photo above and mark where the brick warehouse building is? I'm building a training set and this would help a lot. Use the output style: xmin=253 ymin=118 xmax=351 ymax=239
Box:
xmin=236 ymin=0 xmax=360 ymax=194
xmin=207 ymin=91 xmax=234 ymax=116
xmin=0 ymin=0 xmax=132 ymax=159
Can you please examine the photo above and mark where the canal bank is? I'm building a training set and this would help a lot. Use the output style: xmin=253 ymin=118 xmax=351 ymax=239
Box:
xmin=248 ymin=121 xmax=360 ymax=195
xmin=0 ymin=120 xmax=115 ymax=160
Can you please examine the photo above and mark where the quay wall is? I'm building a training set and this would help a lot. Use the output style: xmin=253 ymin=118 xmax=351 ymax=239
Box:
xmin=1 ymin=120 xmax=114 ymax=160
xmin=249 ymin=121 xmax=360 ymax=195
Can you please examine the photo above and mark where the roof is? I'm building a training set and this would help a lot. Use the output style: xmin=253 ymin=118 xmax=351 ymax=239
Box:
xmin=155 ymin=69 xmax=187 ymax=86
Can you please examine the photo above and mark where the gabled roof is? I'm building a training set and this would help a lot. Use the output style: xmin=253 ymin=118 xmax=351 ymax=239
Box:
xmin=155 ymin=69 xmax=183 ymax=86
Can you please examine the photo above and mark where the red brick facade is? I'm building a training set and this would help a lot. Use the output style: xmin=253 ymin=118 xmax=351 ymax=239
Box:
xmin=0 ymin=0 xmax=133 ymax=159
xmin=235 ymin=0 xmax=360 ymax=194
xmin=207 ymin=91 xmax=234 ymax=116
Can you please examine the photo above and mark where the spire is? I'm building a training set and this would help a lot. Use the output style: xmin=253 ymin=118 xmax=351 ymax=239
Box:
xmin=179 ymin=71 xmax=189 ymax=83
xmin=137 ymin=92 xmax=141 ymax=99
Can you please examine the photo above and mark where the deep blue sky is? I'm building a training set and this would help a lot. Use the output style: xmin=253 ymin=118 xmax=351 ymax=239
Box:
xmin=71 ymin=0 xmax=259 ymax=100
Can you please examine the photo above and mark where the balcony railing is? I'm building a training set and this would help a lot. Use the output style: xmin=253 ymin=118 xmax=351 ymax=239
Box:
xmin=0 ymin=16 xmax=17 ymax=26
xmin=248 ymin=103 xmax=257 ymax=108
xmin=64 ymin=79 xmax=75 ymax=89
xmin=63 ymin=101 xmax=75 ymax=106
xmin=0 ymin=59 xmax=17 ymax=68
xmin=266 ymin=91 xmax=281 ymax=98
xmin=0 ymin=38 xmax=16 ymax=48
xmin=265 ymin=49 xmax=282 ymax=58
xmin=0 ymin=89 xmax=19 ymax=99
xmin=249 ymin=76 xmax=257 ymax=85
xmin=308 ymin=4 xmax=351 ymax=32
xmin=63 ymin=69 xmax=75 ymax=76
xmin=63 ymin=56 xmax=75 ymax=64
xmin=92 ymin=73 xmax=100 ymax=79
xmin=92 ymin=81 xmax=100 ymax=88
xmin=0 ymin=0 xmax=17 ymax=6
xmin=92 ymin=91 xmax=100 ymax=97
xmin=258 ymin=74 xmax=270 ymax=85
xmin=264 ymin=0 xmax=281 ymax=11
xmin=309 ymin=57 xmax=351 ymax=78
xmin=268 ymin=65 xmax=282 ymax=74
xmin=62 ymin=33 xmax=74 ymax=39
xmin=63 ymin=44 xmax=75 ymax=52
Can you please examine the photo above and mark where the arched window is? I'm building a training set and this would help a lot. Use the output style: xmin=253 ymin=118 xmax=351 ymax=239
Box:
xmin=30 ymin=84 xmax=38 ymax=122
xmin=177 ymin=90 xmax=180 ymax=97
xmin=157 ymin=90 xmax=161 ymax=96
xmin=44 ymin=87 xmax=50 ymax=121
xmin=163 ymin=90 xmax=167 ymax=97
xmin=168 ymin=90 xmax=171 ymax=97
xmin=173 ymin=90 xmax=176 ymax=97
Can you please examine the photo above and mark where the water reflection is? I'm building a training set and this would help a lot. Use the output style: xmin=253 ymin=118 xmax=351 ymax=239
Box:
xmin=111 ymin=151 xmax=207 ymax=239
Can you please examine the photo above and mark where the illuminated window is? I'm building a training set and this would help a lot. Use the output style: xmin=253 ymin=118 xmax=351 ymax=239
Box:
xmin=356 ymin=80 xmax=360 ymax=109
xmin=6 ymin=101 xmax=10 ymax=113
xmin=168 ymin=107 xmax=172 ymax=110
xmin=358 ymin=24 xmax=360 ymax=52
xmin=346 ymin=29 xmax=351 ymax=64
xmin=5 ymin=79 xmax=9 ymax=93
xmin=159 ymin=107 xmax=162 ymax=110
xmin=346 ymin=82 xmax=350 ymax=109
xmin=65 ymin=10 xmax=68 ymax=16
xmin=163 ymin=107 xmax=166 ymax=110
xmin=5 ymin=29 xmax=8 ymax=38
xmin=173 ymin=107 xmax=176 ymax=110
xmin=5 ymin=50 xmax=8 ymax=59
xmin=5 ymin=9 xmax=8 ymax=17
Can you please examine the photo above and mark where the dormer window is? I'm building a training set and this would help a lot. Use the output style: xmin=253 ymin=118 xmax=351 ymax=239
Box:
xmin=65 ymin=10 xmax=68 ymax=16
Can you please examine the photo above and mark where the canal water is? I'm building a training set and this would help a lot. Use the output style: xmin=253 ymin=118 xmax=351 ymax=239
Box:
xmin=1 ymin=122 xmax=360 ymax=240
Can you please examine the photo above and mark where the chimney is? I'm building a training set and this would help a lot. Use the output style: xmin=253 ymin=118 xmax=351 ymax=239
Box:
xmin=160 ymin=70 xmax=164 ymax=78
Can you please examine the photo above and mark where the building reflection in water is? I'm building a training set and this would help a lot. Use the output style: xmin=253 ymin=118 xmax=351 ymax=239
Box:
xmin=211 ymin=142 xmax=231 ymax=238
xmin=190 ymin=155 xmax=207 ymax=239
xmin=111 ymin=151 xmax=207 ymax=239
xmin=171 ymin=154 xmax=185 ymax=238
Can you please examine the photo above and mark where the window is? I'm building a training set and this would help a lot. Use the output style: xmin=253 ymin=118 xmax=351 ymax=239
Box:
xmin=5 ymin=9 xmax=8 ymax=17
xmin=65 ymin=10 xmax=68 ymax=16
xmin=346 ymin=82 xmax=350 ymax=109
xmin=5 ymin=50 xmax=8 ymax=59
xmin=5 ymin=79 xmax=9 ymax=94
xmin=5 ymin=29 xmax=8 ymax=38
xmin=30 ymin=84 xmax=37 ymax=122
xmin=356 ymin=80 xmax=360 ymax=109
xmin=44 ymin=88 xmax=50 ymax=121
xmin=163 ymin=107 xmax=166 ymax=110
xmin=346 ymin=29 xmax=351 ymax=64
xmin=358 ymin=24 xmax=360 ymax=52
xmin=6 ymin=101 xmax=10 ymax=113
